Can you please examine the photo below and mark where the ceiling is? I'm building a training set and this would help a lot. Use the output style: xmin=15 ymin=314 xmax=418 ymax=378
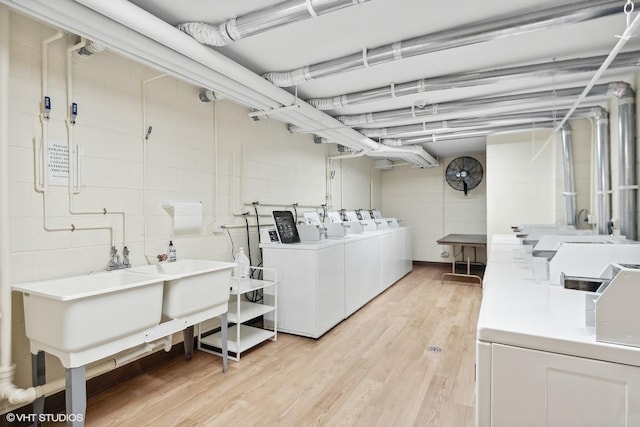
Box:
xmin=5 ymin=0 xmax=640 ymax=161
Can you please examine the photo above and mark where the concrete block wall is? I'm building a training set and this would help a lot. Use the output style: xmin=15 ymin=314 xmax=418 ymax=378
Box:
xmin=486 ymin=119 xmax=594 ymax=248
xmin=4 ymin=13 xmax=377 ymax=392
xmin=380 ymin=155 xmax=487 ymax=262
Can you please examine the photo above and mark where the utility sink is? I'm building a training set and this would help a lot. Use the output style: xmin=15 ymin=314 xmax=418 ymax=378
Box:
xmin=131 ymin=259 xmax=235 ymax=319
xmin=13 ymin=270 xmax=165 ymax=354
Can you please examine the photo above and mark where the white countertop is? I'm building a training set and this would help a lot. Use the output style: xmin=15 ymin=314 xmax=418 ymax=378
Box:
xmin=478 ymin=234 xmax=640 ymax=367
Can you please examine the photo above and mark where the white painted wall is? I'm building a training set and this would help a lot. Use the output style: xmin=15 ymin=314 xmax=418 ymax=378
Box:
xmin=380 ymin=155 xmax=487 ymax=262
xmin=486 ymin=119 xmax=597 ymax=247
xmin=4 ymin=14 xmax=378 ymax=394
xmin=486 ymin=128 xmax=559 ymax=241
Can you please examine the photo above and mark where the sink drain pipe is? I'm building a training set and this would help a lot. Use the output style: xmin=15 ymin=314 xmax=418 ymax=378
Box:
xmin=0 ymin=4 xmax=37 ymax=405
xmin=0 ymin=5 xmax=45 ymax=406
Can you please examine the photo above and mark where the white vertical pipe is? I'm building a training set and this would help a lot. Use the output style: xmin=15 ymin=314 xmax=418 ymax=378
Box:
xmin=142 ymin=73 xmax=167 ymax=263
xmin=66 ymin=37 xmax=86 ymax=197
xmin=0 ymin=4 xmax=34 ymax=405
xmin=560 ymin=125 xmax=577 ymax=226
xmin=594 ymin=113 xmax=611 ymax=234
xmin=37 ymin=29 xmax=64 ymax=194
xmin=532 ymin=9 xmax=640 ymax=164
xmin=326 ymin=151 xmax=365 ymax=211
xmin=212 ymin=101 xmax=220 ymax=231
xmin=617 ymin=92 xmax=637 ymax=240
xmin=0 ymin=3 xmax=11 ymax=370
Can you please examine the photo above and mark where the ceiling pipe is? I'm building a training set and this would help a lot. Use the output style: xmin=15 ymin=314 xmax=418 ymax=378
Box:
xmin=366 ymin=144 xmax=438 ymax=167
xmin=72 ymin=0 xmax=439 ymax=166
xmin=380 ymin=107 xmax=603 ymax=146
xmin=533 ymin=7 xmax=640 ymax=166
xmin=379 ymin=106 xmax=613 ymax=231
xmin=3 ymin=0 xmax=375 ymax=151
xmin=264 ymin=0 xmax=633 ymax=87
xmin=45 ymin=0 xmax=433 ymax=167
xmin=334 ymin=81 xmax=630 ymax=127
xmin=308 ymin=50 xmax=640 ymax=110
xmin=76 ymin=38 xmax=105 ymax=56
xmin=560 ymin=124 xmax=577 ymax=226
xmin=592 ymin=108 xmax=612 ymax=235
xmin=616 ymin=86 xmax=636 ymax=240
xmin=178 ymin=0 xmax=370 ymax=47
xmin=357 ymin=109 xmax=586 ymax=138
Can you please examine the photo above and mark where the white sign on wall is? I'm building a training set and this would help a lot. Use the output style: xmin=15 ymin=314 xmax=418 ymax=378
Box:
xmin=47 ymin=141 xmax=69 ymax=186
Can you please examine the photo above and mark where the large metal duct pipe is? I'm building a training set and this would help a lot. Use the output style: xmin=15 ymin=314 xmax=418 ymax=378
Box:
xmin=593 ymin=108 xmax=612 ymax=235
xmin=381 ymin=122 xmax=557 ymax=145
xmin=264 ymin=0 xmax=632 ymax=87
xmin=379 ymin=109 xmax=602 ymax=145
xmin=334 ymin=82 xmax=628 ymax=127
xmin=178 ymin=0 xmax=370 ymax=47
xmin=617 ymin=85 xmax=637 ymax=240
xmin=308 ymin=50 xmax=640 ymax=110
xmin=358 ymin=109 xmax=582 ymax=138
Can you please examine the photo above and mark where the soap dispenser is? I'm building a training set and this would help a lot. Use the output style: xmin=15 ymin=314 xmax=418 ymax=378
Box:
xmin=168 ymin=240 xmax=177 ymax=262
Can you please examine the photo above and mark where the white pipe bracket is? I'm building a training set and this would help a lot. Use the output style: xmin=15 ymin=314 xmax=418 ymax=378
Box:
xmin=305 ymin=0 xmax=318 ymax=17
xmin=362 ymin=47 xmax=369 ymax=68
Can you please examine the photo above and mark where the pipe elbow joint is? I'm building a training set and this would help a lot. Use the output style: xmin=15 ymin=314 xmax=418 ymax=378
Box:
xmin=0 ymin=383 xmax=37 ymax=405
xmin=589 ymin=106 xmax=608 ymax=120
xmin=608 ymin=81 xmax=635 ymax=99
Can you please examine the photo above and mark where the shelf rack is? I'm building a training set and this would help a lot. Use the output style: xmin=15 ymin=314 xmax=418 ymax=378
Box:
xmin=198 ymin=266 xmax=277 ymax=361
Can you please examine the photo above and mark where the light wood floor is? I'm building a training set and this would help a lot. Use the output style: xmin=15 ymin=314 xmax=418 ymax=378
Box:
xmin=84 ymin=264 xmax=482 ymax=426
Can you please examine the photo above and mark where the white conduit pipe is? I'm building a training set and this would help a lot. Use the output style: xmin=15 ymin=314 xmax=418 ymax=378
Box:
xmin=66 ymin=37 xmax=86 ymax=196
xmin=212 ymin=100 xmax=221 ymax=232
xmin=7 ymin=0 xmax=281 ymax=115
xmin=73 ymin=0 xmax=434 ymax=167
xmin=0 ymin=4 xmax=30 ymax=405
xmin=142 ymin=73 xmax=168 ymax=263
xmin=65 ymin=38 xmax=128 ymax=246
xmin=326 ymin=151 xmax=366 ymax=209
xmin=360 ymin=110 xmax=577 ymax=139
xmin=35 ymin=31 xmax=115 ymax=243
xmin=36 ymin=30 xmax=64 ymax=193
xmin=616 ymin=92 xmax=637 ymax=240
xmin=308 ymin=50 xmax=640 ymax=110
xmin=8 ymin=0 xmax=430 ymax=166
xmin=560 ymin=126 xmax=577 ymax=226
xmin=177 ymin=0 xmax=370 ymax=47
xmin=72 ymin=0 xmax=370 ymax=150
xmin=335 ymin=82 xmax=626 ymax=128
xmin=264 ymin=0 xmax=630 ymax=87
xmin=0 ymin=6 xmax=51 ymax=406
xmin=593 ymin=109 xmax=612 ymax=235
xmin=380 ymin=107 xmax=605 ymax=146
xmin=383 ymin=122 xmax=559 ymax=145
xmin=532 ymin=9 xmax=640 ymax=164
xmin=233 ymin=148 xmax=327 ymax=209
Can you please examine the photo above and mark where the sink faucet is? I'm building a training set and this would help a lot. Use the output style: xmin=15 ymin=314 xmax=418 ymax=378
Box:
xmin=122 ymin=246 xmax=130 ymax=267
xmin=107 ymin=245 xmax=131 ymax=271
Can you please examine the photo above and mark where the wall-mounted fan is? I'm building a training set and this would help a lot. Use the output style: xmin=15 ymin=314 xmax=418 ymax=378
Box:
xmin=445 ymin=156 xmax=483 ymax=196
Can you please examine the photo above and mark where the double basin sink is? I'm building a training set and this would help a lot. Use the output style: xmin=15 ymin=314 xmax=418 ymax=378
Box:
xmin=13 ymin=259 xmax=235 ymax=357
